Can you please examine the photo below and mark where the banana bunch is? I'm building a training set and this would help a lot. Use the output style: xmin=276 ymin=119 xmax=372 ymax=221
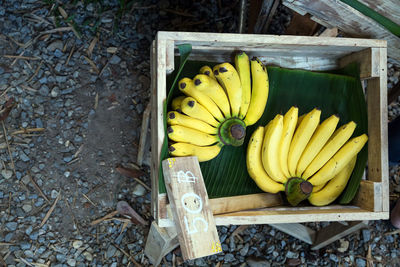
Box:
xmin=246 ymin=106 xmax=368 ymax=206
xmin=167 ymin=52 xmax=269 ymax=162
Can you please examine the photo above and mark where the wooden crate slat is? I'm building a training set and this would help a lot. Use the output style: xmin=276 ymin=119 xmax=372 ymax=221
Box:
xmin=352 ymin=180 xmax=382 ymax=211
xmin=281 ymin=0 xmax=400 ymax=64
xmin=270 ymin=223 xmax=316 ymax=244
xmin=158 ymin=31 xmax=386 ymax=49
xmin=338 ymin=48 xmax=380 ymax=79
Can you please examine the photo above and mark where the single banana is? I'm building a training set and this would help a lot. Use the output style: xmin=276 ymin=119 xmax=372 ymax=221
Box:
xmin=169 ymin=142 xmax=223 ymax=162
xmin=167 ymin=111 xmax=217 ymax=135
xmin=296 ymin=114 xmax=340 ymax=177
xmin=262 ymin=114 xmax=287 ymax=183
xmin=297 ymin=113 xmax=305 ymax=127
xmin=308 ymin=134 xmax=367 ymax=186
xmin=199 ymin=65 xmax=216 ymax=80
xmin=279 ymin=106 xmax=298 ymax=178
xmin=167 ymin=125 xmax=219 ymax=146
xmin=243 ymin=58 xmax=269 ymax=126
xmin=302 ymin=121 xmax=357 ymax=179
xmin=309 ymin=156 xmax=357 ymax=206
xmin=235 ymin=51 xmax=251 ymax=119
xmin=213 ymin=63 xmax=242 ymax=117
xmin=181 ymin=97 xmax=220 ymax=127
xmin=178 ymin=78 xmax=224 ymax=122
xmin=247 ymin=126 xmax=285 ymax=193
xmin=312 ymin=183 xmax=326 ymax=193
xmin=193 ymin=74 xmax=231 ymax=118
xmin=287 ymin=108 xmax=321 ymax=177
xmin=171 ymin=96 xmax=186 ymax=112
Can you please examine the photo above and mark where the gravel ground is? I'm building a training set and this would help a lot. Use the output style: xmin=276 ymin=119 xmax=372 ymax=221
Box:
xmin=0 ymin=1 xmax=399 ymax=267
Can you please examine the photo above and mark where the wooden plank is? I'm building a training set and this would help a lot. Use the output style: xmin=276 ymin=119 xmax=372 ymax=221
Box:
xmin=165 ymin=40 xmax=175 ymax=74
xmin=162 ymin=157 xmax=221 ymax=260
xmin=366 ymin=47 xmax=389 ymax=213
xmin=317 ymin=27 xmax=338 ymax=37
xmin=210 ymin=193 xmax=283 ymax=215
xmin=254 ymin=0 xmax=280 ymax=33
xmin=144 ymin=221 xmax=179 ymax=266
xmin=357 ymin=0 xmax=400 ymax=26
xmin=150 ymin=41 xmax=158 ymax=221
xmin=270 ymin=223 xmax=316 ymax=244
xmin=157 ymin=31 xmax=386 ymax=49
xmin=282 ymin=0 xmax=400 ymax=64
xmin=215 ymin=211 xmax=387 ymax=225
xmin=352 ymin=180 xmax=382 ymax=211
xmin=137 ymin=102 xmax=151 ymax=166
xmin=339 ymin=48 xmax=380 ymax=79
xmin=311 ymin=221 xmax=368 ymax=250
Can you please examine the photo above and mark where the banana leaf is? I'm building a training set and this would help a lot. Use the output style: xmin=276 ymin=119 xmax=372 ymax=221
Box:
xmin=339 ymin=0 xmax=400 ymax=37
xmin=159 ymin=45 xmax=368 ymax=203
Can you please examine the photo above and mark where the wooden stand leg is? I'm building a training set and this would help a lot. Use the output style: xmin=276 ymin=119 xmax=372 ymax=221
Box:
xmin=311 ymin=220 xmax=369 ymax=250
xmin=145 ymin=221 xmax=179 ymax=266
xmin=270 ymin=220 xmax=369 ymax=250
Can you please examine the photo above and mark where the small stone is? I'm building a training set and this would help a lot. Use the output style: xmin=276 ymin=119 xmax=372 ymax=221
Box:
xmin=24 ymin=250 xmax=34 ymax=258
xmin=54 ymin=49 xmax=63 ymax=58
xmin=356 ymin=258 xmax=366 ymax=267
xmin=51 ymin=190 xmax=59 ymax=199
xmin=19 ymin=152 xmax=30 ymax=162
xmin=286 ymin=251 xmax=298 ymax=259
xmin=337 ymin=239 xmax=349 ymax=253
xmin=56 ymin=254 xmax=66 ymax=263
xmin=109 ymin=55 xmax=121 ymax=65
xmin=132 ymin=184 xmax=146 ymax=196
xmin=362 ymin=229 xmax=371 ymax=242
xmin=330 ymin=254 xmax=339 ymax=262
xmin=106 ymin=245 xmax=117 ymax=258
xmin=47 ymin=40 xmax=64 ymax=51
xmin=35 ymin=118 xmax=43 ymax=128
xmin=6 ymin=222 xmax=18 ymax=231
xmin=20 ymin=241 xmax=31 ymax=250
xmin=83 ymin=251 xmax=93 ymax=261
xmin=1 ymin=169 xmax=13 ymax=179
xmin=51 ymin=87 xmax=60 ymax=97
xmin=240 ymin=243 xmax=249 ymax=256
xmin=72 ymin=240 xmax=83 ymax=249
xmin=39 ymin=85 xmax=49 ymax=96
xmin=22 ymin=204 xmax=32 ymax=213
xmin=247 ymin=258 xmax=271 ymax=267
xmin=224 ymin=253 xmax=235 ymax=262
xmin=67 ymin=258 xmax=76 ymax=266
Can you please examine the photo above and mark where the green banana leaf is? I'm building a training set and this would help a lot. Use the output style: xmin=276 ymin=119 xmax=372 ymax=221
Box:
xmin=339 ymin=0 xmax=400 ymax=37
xmin=159 ymin=45 xmax=368 ymax=204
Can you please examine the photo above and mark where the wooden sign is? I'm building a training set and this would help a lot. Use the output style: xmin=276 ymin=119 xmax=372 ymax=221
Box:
xmin=162 ymin=156 xmax=222 ymax=260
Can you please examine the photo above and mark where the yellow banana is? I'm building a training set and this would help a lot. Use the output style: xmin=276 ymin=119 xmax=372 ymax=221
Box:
xmin=279 ymin=106 xmax=298 ymax=178
xmin=199 ymin=65 xmax=216 ymax=80
xmin=247 ymin=126 xmax=285 ymax=193
xmin=287 ymin=108 xmax=321 ymax=177
xmin=235 ymin=51 xmax=251 ymax=119
xmin=193 ymin=74 xmax=231 ymax=118
xmin=309 ymin=156 xmax=357 ymax=206
xmin=178 ymin=78 xmax=224 ymax=122
xmin=308 ymin=134 xmax=367 ymax=186
xmin=262 ymin=114 xmax=287 ymax=183
xmin=167 ymin=111 xmax=217 ymax=135
xmin=296 ymin=114 xmax=340 ymax=177
xmin=213 ymin=63 xmax=242 ymax=117
xmin=181 ymin=97 xmax=220 ymax=127
xmin=169 ymin=142 xmax=223 ymax=162
xmin=167 ymin=125 xmax=219 ymax=146
xmin=171 ymin=96 xmax=186 ymax=112
xmin=243 ymin=58 xmax=269 ymax=126
xmin=297 ymin=113 xmax=305 ymax=127
xmin=312 ymin=183 xmax=326 ymax=193
xmin=302 ymin=121 xmax=357 ymax=179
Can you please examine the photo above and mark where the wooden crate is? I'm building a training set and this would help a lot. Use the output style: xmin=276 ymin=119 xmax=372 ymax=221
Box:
xmin=150 ymin=31 xmax=389 ymax=227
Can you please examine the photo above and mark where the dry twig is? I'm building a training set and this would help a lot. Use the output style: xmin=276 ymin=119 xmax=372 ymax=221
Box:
xmin=3 ymin=55 xmax=40 ymax=60
xmin=40 ymin=192 xmax=61 ymax=227
xmin=114 ymin=244 xmax=141 ymax=267
xmin=90 ymin=210 xmax=118 ymax=226
xmin=84 ymin=56 xmax=99 ymax=74
xmin=28 ymin=172 xmax=50 ymax=203
xmin=2 ymin=121 xmax=16 ymax=178
xmin=82 ymin=193 xmax=97 ymax=207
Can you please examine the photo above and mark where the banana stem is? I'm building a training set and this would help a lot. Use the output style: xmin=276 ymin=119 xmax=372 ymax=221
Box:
xmin=285 ymin=177 xmax=313 ymax=206
xmin=218 ymin=118 xmax=246 ymax=147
